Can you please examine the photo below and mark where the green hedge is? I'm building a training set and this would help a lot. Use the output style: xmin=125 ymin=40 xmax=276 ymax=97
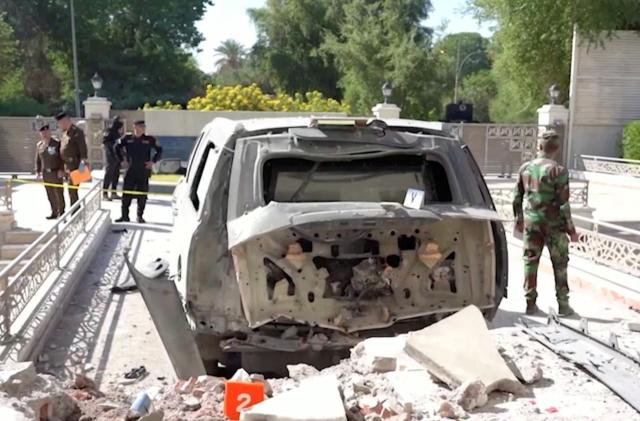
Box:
xmin=622 ymin=120 xmax=640 ymax=160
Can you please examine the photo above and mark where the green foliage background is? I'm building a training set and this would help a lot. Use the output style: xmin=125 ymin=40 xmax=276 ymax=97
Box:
xmin=3 ymin=0 xmax=640 ymax=123
xmin=622 ymin=121 xmax=640 ymax=160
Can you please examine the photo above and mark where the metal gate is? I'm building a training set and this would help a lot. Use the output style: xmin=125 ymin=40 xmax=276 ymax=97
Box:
xmin=445 ymin=123 xmax=552 ymax=176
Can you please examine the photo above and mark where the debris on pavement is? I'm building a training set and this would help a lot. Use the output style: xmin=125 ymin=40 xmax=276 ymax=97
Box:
xmin=437 ymin=400 xmax=467 ymax=420
xmin=450 ymin=379 xmax=488 ymax=411
xmin=241 ymin=375 xmax=347 ymax=421
xmin=624 ymin=321 xmax=640 ymax=332
xmin=124 ymin=365 xmax=148 ymax=381
xmin=0 ymin=361 xmax=81 ymax=421
xmin=2 ymin=306 xmax=639 ymax=420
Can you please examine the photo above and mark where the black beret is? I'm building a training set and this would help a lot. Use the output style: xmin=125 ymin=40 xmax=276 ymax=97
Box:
xmin=133 ymin=119 xmax=145 ymax=125
xmin=55 ymin=112 xmax=68 ymax=121
xmin=39 ymin=124 xmax=50 ymax=131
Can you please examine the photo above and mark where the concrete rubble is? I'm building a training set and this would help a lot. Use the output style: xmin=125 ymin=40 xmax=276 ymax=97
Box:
xmin=404 ymin=305 xmax=523 ymax=394
xmin=2 ymin=305 xmax=637 ymax=420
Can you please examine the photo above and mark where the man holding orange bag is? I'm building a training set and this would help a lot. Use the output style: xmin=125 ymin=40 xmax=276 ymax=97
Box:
xmin=55 ymin=112 xmax=88 ymax=207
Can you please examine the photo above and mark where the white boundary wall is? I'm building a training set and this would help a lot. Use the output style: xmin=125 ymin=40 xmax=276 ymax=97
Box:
xmin=568 ymin=30 xmax=640 ymax=163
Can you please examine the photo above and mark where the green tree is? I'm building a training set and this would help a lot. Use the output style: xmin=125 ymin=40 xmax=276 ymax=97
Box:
xmin=471 ymin=0 xmax=640 ymax=122
xmin=0 ymin=13 xmax=17 ymax=81
xmin=0 ymin=0 xmax=213 ymax=111
xmin=434 ymin=32 xmax=491 ymax=104
xmin=324 ymin=0 xmax=439 ymax=118
xmin=249 ymin=0 xmax=343 ymax=99
xmin=458 ymin=69 xmax=496 ymax=122
xmin=214 ymin=39 xmax=247 ymax=72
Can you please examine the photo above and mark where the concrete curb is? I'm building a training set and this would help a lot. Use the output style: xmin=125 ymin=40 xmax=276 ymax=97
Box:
xmin=1 ymin=210 xmax=111 ymax=363
xmin=508 ymin=237 xmax=640 ymax=311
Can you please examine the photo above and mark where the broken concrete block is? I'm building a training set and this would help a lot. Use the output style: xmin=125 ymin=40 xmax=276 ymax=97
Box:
xmin=371 ymin=356 xmax=397 ymax=374
xmin=437 ymin=401 xmax=466 ymax=419
xmin=358 ymin=395 xmax=383 ymax=416
xmin=231 ymin=368 xmax=252 ymax=382
xmin=0 ymin=361 xmax=38 ymax=394
xmin=352 ymin=336 xmax=423 ymax=373
xmin=98 ymin=401 xmax=121 ymax=411
xmin=250 ymin=373 xmax=274 ymax=397
xmin=182 ymin=395 xmax=201 ymax=411
xmin=139 ymin=410 xmax=164 ymax=421
xmin=501 ymin=353 xmax=544 ymax=386
xmin=286 ymin=363 xmax=320 ymax=380
xmin=352 ymin=380 xmax=372 ymax=395
xmin=175 ymin=377 xmax=197 ymax=394
xmin=624 ymin=321 xmax=640 ymax=332
xmin=74 ymin=374 xmax=97 ymax=390
xmin=0 ymin=406 xmax=30 ymax=421
xmin=404 ymin=305 xmax=523 ymax=393
xmin=240 ymin=375 xmax=347 ymax=421
xmin=451 ymin=380 xmax=488 ymax=411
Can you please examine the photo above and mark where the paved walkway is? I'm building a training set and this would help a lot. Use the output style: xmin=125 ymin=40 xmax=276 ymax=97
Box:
xmin=37 ymin=197 xmax=176 ymax=393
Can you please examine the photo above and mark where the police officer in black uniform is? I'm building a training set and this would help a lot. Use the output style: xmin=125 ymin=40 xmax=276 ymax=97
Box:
xmin=114 ymin=120 xmax=162 ymax=223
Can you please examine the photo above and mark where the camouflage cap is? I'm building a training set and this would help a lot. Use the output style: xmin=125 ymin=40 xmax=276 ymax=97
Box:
xmin=538 ymin=129 xmax=560 ymax=149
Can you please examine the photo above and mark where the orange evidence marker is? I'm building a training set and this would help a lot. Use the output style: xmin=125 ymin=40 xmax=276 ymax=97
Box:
xmin=223 ymin=381 xmax=265 ymax=420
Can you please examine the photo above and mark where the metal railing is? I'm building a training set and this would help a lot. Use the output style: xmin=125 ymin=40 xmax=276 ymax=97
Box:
xmin=488 ymin=183 xmax=590 ymax=208
xmin=0 ymin=181 xmax=102 ymax=341
xmin=581 ymin=155 xmax=640 ymax=177
xmin=492 ymin=196 xmax=640 ymax=278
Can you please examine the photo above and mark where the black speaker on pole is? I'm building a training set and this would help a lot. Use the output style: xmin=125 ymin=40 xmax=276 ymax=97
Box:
xmin=445 ymin=102 xmax=473 ymax=123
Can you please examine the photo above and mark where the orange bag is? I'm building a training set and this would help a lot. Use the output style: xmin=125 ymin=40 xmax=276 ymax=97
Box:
xmin=69 ymin=165 xmax=91 ymax=185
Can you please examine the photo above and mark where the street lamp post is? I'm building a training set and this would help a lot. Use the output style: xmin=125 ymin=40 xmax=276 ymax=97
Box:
xmin=91 ymin=72 xmax=103 ymax=97
xmin=382 ymin=82 xmax=392 ymax=104
xmin=548 ymin=84 xmax=561 ymax=105
xmin=453 ymin=46 xmax=483 ymax=103
xmin=70 ymin=0 xmax=81 ymax=117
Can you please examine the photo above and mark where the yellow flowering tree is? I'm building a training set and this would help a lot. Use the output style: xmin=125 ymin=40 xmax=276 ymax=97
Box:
xmin=142 ymin=100 xmax=183 ymax=110
xmin=186 ymin=84 xmax=350 ymax=113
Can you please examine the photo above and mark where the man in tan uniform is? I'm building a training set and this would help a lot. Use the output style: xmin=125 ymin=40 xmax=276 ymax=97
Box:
xmin=55 ymin=112 xmax=88 ymax=206
xmin=35 ymin=124 xmax=66 ymax=219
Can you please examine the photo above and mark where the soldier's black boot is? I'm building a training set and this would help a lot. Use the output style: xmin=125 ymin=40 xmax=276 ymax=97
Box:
xmin=136 ymin=215 xmax=146 ymax=224
xmin=115 ymin=215 xmax=130 ymax=223
xmin=103 ymin=192 xmax=112 ymax=201
xmin=526 ymin=300 xmax=539 ymax=315
xmin=558 ymin=301 xmax=575 ymax=317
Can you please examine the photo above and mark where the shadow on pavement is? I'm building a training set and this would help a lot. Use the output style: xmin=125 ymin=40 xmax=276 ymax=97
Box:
xmin=38 ymin=227 xmax=148 ymax=386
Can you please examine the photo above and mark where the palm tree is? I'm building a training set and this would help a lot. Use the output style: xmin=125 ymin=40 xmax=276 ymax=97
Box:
xmin=214 ymin=39 xmax=246 ymax=72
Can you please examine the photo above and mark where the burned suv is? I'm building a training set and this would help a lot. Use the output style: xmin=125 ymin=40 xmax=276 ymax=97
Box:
xmin=131 ymin=117 xmax=508 ymax=377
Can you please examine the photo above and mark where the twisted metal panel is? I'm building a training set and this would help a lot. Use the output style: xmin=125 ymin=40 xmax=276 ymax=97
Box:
xmin=582 ymin=156 xmax=640 ymax=177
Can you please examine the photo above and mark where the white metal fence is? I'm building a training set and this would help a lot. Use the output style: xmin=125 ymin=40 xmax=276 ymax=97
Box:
xmin=581 ymin=155 xmax=640 ymax=177
xmin=0 ymin=181 xmax=102 ymax=341
xmin=490 ymin=188 xmax=640 ymax=278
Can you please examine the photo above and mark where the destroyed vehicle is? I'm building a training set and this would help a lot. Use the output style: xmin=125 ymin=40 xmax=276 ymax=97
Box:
xmin=130 ymin=116 xmax=508 ymax=377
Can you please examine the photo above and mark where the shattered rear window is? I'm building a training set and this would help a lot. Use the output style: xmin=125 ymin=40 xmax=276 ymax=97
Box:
xmin=263 ymin=155 xmax=452 ymax=204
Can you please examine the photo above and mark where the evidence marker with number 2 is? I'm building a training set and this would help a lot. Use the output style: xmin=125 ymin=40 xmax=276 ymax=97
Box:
xmin=223 ymin=381 xmax=265 ymax=420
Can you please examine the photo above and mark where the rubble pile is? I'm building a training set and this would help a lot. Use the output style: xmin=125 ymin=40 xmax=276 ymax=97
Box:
xmin=3 ymin=305 xmax=637 ymax=420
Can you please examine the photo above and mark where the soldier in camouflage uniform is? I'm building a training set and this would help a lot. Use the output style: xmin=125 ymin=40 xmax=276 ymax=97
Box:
xmin=513 ymin=130 xmax=579 ymax=316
